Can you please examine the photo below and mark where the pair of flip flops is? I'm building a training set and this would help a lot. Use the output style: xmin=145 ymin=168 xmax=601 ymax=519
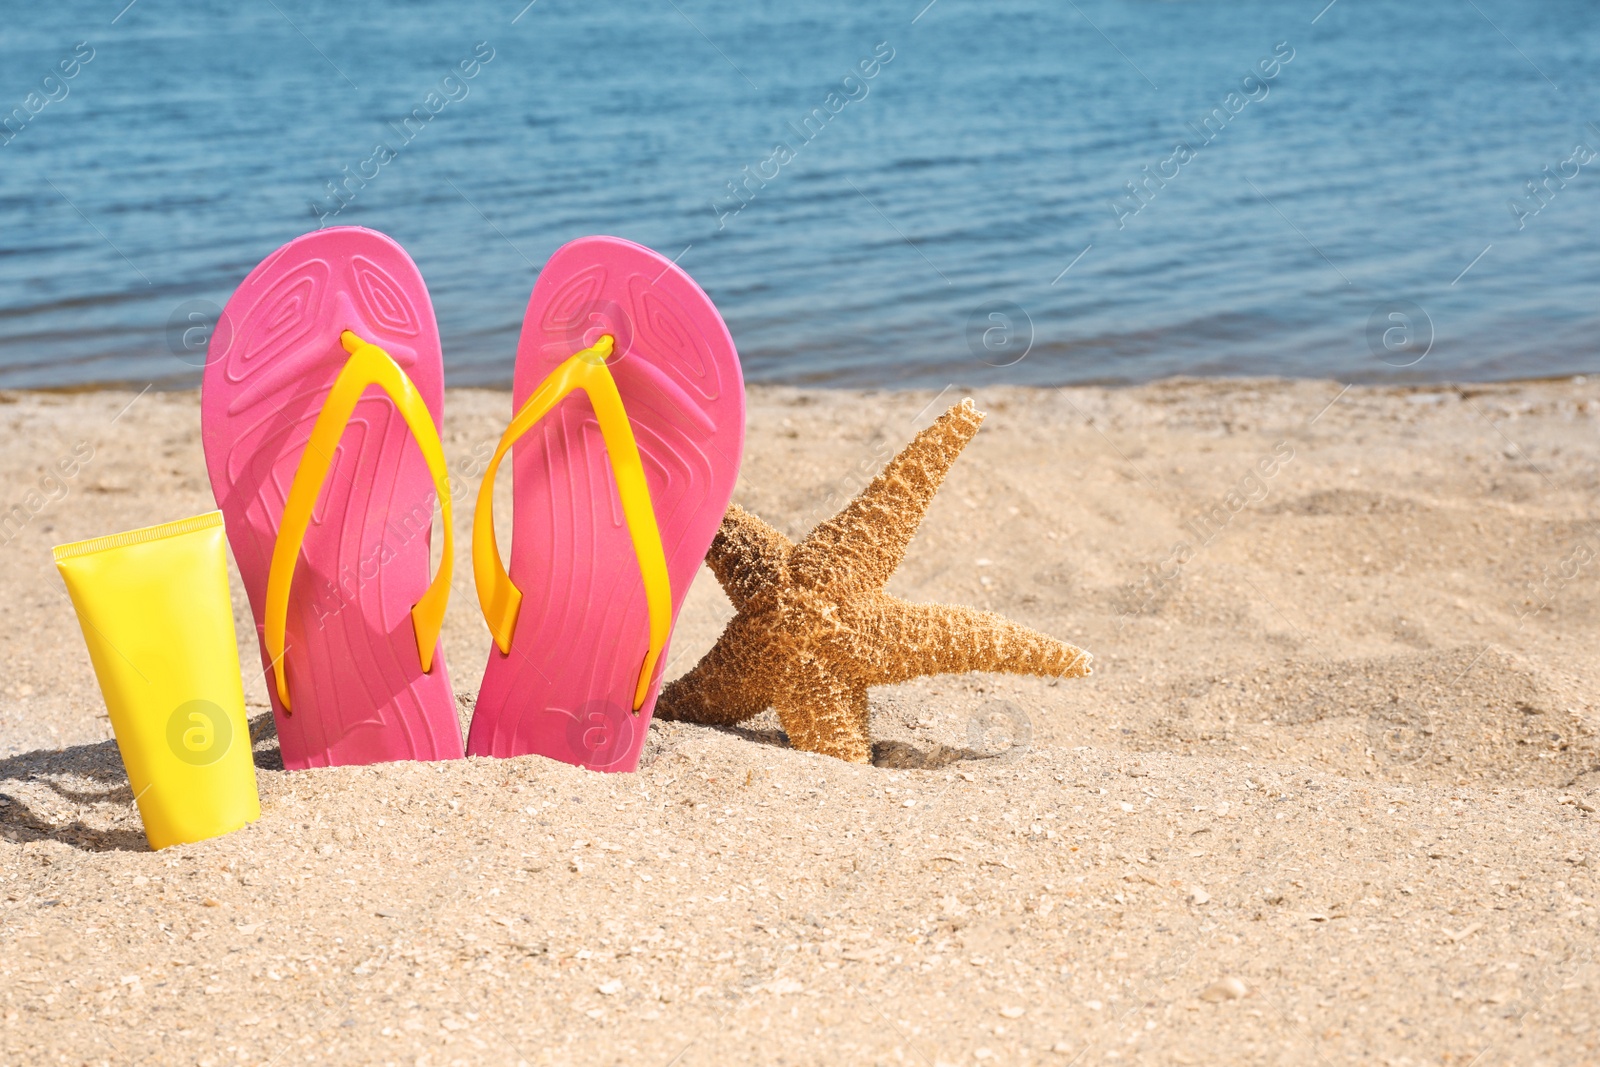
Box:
xmin=200 ymin=228 xmax=744 ymax=773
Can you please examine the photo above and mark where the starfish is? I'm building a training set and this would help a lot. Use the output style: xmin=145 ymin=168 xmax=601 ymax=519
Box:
xmin=656 ymin=399 xmax=1092 ymax=763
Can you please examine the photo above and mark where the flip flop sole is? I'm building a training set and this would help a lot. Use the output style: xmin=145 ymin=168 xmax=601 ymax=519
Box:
xmin=201 ymin=227 xmax=462 ymax=769
xmin=468 ymin=236 xmax=744 ymax=771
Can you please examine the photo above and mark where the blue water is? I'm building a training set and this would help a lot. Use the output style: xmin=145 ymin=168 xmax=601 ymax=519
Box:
xmin=2 ymin=0 xmax=1598 ymax=389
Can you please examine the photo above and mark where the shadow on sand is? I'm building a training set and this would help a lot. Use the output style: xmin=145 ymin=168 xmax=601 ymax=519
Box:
xmin=0 ymin=711 xmax=280 ymax=853
xmin=643 ymin=719 xmax=1027 ymax=771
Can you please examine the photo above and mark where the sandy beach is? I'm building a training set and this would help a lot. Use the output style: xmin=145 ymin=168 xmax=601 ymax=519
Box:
xmin=1 ymin=378 xmax=1597 ymax=1066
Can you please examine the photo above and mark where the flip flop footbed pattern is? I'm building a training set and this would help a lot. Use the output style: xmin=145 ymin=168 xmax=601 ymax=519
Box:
xmin=202 ymin=227 xmax=462 ymax=769
xmin=469 ymin=236 xmax=744 ymax=771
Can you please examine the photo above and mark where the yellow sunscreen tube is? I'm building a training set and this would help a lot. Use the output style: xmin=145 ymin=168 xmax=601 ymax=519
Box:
xmin=54 ymin=511 xmax=260 ymax=850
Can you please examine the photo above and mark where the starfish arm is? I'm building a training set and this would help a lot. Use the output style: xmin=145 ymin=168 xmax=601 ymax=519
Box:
xmin=772 ymin=658 xmax=872 ymax=764
xmin=705 ymin=504 xmax=793 ymax=610
xmin=654 ymin=611 xmax=779 ymax=726
xmin=864 ymin=595 xmax=1092 ymax=685
xmin=789 ymin=399 xmax=984 ymax=593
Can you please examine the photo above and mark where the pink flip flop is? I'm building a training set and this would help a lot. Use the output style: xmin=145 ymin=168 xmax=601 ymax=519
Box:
xmin=201 ymin=227 xmax=464 ymax=769
xmin=467 ymin=235 xmax=744 ymax=771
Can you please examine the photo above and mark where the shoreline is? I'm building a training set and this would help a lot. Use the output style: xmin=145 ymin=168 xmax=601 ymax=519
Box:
xmin=8 ymin=368 xmax=1598 ymax=398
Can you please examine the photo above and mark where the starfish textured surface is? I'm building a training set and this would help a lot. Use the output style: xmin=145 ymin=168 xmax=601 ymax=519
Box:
xmin=658 ymin=399 xmax=1093 ymax=762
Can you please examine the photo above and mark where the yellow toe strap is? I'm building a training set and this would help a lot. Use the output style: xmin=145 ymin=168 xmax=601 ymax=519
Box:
xmin=265 ymin=331 xmax=454 ymax=711
xmin=472 ymin=335 xmax=671 ymax=712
